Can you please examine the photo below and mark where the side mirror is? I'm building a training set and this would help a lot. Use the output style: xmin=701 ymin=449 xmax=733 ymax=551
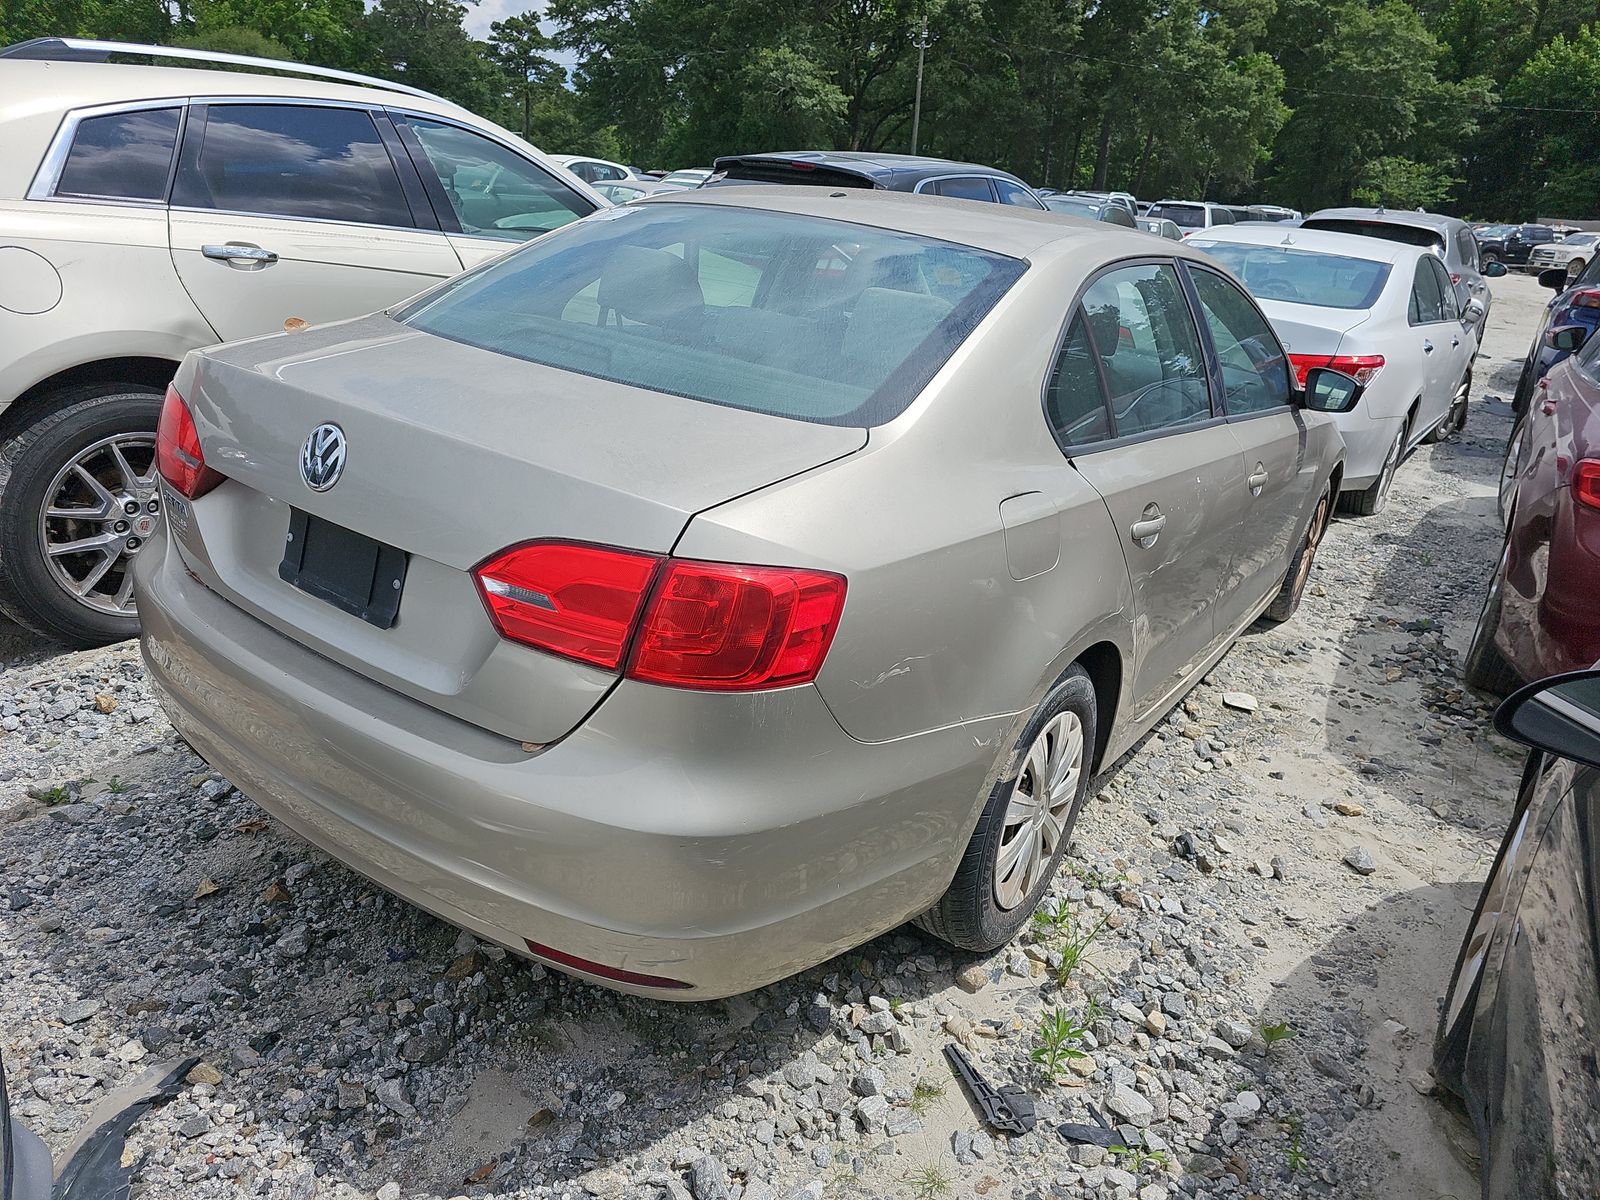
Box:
xmin=1546 ymin=324 xmax=1589 ymax=353
xmin=1463 ymin=298 xmax=1487 ymax=326
xmin=1482 ymin=260 xmax=1507 ymax=278
xmin=1539 ymin=266 xmax=1571 ymax=291
xmin=1495 ymin=669 xmax=1600 ymax=770
xmin=1302 ymin=367 xmax=1364 ymax=414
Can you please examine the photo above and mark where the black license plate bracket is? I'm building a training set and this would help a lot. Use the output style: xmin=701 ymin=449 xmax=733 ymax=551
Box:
xmin=278 ymin=509 xmax=407 ymax=629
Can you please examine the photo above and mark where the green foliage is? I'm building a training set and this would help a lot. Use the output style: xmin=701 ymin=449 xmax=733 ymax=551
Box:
xmin=1030 ymin=1000 xmax=1098 ymax=1078
xmin=1260 ymin=1020 xmax=1296 ymax=1047
xmin=8 ymin=0 xmax=1597 ymax=213
xmin=902 ymin=1164 xmax=952 ymax=1200
xmin=909 ymin=1076 xmax=944 ymax=1116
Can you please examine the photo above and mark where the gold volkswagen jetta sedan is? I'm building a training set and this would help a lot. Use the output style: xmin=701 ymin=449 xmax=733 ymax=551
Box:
xmin=135 ymin=188 xmax=1357 ymax=997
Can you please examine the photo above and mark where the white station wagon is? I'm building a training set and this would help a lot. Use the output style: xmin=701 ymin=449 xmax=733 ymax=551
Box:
xmin=0 ymin=38 xmax=605 ymax=646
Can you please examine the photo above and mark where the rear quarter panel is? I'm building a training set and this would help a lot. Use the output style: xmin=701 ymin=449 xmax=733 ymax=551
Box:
xmin=675 ymin=254 xmax=1136 ymax=750
xmin=0 ymin=199 xmax=215 ymax=411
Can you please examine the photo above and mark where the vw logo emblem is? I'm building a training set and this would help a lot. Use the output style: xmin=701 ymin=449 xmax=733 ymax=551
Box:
xmin=299 ymin=423 xmax=347 ymax=492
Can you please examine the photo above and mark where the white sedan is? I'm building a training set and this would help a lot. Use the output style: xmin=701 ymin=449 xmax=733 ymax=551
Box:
xmin=1188 ymin=225 xmax=1484 ymax=515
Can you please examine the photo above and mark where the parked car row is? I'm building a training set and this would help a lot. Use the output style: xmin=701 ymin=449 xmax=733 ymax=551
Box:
xmin=1187 ymin=213 xmax=1491 ymax=515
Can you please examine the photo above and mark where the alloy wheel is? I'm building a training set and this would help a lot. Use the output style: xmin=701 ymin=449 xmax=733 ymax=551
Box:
xmin=993 ymin=711 xmax=1084 ymax=911
xmin=1376 ymin=426 xmax=1404 ymax=508
xmin=1294 ymin=494 xmax=1329 ymax=596
xmin=36 ymin=433 xmax=160 ymax=617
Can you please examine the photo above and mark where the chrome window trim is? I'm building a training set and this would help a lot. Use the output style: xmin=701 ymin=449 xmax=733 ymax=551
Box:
xmin=26 ymin=97 xmax=188 ymax=202
xmin=166 ymin=203 xmax=454 ymax=237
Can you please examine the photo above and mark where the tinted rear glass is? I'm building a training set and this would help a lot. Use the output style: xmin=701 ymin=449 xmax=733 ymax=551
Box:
xmin=1190 ymin=243 xmax=1391 ymax=310
xmin=1149 ymin=203 xmax=1205 ymax=228
xmin=56 ymin=107 xmax=180 ymax=201
xmin=1302 ymin=218 xmax=1444 ymax=252
xmin=400 ymin=205 xmax=1025 ymax=427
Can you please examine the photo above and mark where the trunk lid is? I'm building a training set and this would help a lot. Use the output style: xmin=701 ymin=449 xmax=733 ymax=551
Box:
xmin=1255 ymin=298 xmax=1370 ymax=358
xmin=177 ymin=315 xmax=866 ymax=744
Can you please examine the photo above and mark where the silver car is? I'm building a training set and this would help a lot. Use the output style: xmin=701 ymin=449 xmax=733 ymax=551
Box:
xmin=134 ymin=188 xmax=1355 ymax=997
xmin=1189 ymin=225 xmax=1484 ymax=515
xmin=1303 ymin=207 xmax=1493 ymax=326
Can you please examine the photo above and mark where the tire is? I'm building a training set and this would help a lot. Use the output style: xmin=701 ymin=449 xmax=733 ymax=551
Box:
xmin=1262 ymin=487 xmax=1330 ymax=623
xmin=917 ymin=666 xmax=1097 ymax=951
xmin=1509 ymin=358 xmax=1534 ymax=417
xmin=1424 ymin=376 xmax=1470 ymax=444
xmin=1341 ymin=419 xmax=1407 ymax=517
xmin=1570 ymin=258 xmax=1587 ymax=275
xmin=1480 ymin=251 xmax=1500 ymax=269
xmin=0 ymin=386 xmax=165 ymax=647
xmin=1462 ymin=534 xmax=1523 ymax=696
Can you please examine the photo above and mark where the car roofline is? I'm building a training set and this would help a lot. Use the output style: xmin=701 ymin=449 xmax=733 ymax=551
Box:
xmin=0 ymin=37 xmax=456 ymax=107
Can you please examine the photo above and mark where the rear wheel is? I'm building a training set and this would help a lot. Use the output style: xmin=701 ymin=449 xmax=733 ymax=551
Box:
xmin=1462 ymin=534 xmax=1522 ymax=696
xmin=1342 ymin=419 xmax=1407 ymax=517
xmin=917 ymin=666 xmax=1096 ymax=951
xmin=1424 ymin=376 xmax=1470 ymax=443
xmin=1262 ymin=487 xmax=1330 ymax=623
xmin=0 ymin=387 xmax=165 ymax=647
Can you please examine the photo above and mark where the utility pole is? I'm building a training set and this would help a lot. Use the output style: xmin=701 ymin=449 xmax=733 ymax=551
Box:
xmin=911 ymin=14 xmax=931 ymax=155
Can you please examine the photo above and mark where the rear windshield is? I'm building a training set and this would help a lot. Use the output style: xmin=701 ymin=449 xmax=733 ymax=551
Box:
xmin=1302 ymin=218 xmax=1445 ymax=252
xmin=1150 ymin=203 xmax=1206 ymax=228
xmin=1189 ymin=243 xmax=1391 ymax=310
xmin=399 ymin=204 xmax=1025 ymax=427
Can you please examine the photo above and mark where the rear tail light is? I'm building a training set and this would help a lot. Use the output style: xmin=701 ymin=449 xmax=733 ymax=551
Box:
xmin=1575 ymin=460 xmax=1600 ymax=510
xmin=472 ymin=541 xmax=847 ymax=690
xmin=473 ymin=541 xmax=660 ymax=670
xmin=1570 ymin=289 xmax=1600 ymax=310
xmin=1288 ymin=353 xmax=1385 ymax=388
xmin=155 ymin=384 xmax=224 ymax=499
xmin=1450 ymin=272 xmax=1462 ymax=284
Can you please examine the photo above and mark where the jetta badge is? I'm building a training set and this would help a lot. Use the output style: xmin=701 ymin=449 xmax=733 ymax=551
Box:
xmin=299 ymin=423 xmax=346 ymax=492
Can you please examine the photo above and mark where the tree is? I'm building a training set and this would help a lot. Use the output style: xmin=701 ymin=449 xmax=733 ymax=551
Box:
xmin=489 ymin=12 xmax=564 ymax=140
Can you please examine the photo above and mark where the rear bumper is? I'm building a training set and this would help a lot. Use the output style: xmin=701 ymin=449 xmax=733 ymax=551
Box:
xmin=134 ymin=527 xmax=1000 ymax=999
xmin=1334 ymin=412 xmax=1406 ymax=491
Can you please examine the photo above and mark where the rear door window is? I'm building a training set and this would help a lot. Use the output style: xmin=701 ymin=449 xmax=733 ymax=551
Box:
xmin=1187 ymin=268 xmax=1292 ymax=414
xmin=1428 ymin=257 xmax=1460 ymax=319
xmin=1410 ymin=258 xmax=1447 ymax=323
xmin=399 ymin=205 xmax=1025 ymax=426
xmin=929 ymin=176 xmax=997 ymax=202
xmin=399 ymin=117 xmax=595 ymax=240
xmin=174 ymin=104 xmax=412 ymax=226
xmin=1079 ymin=262 xmax=1212 ymax=436
xmin=54 ymin=107 xmax=181 ymax=201
xmin=1045 ymin=312 xmax=1113 ymax=446
xmin=1455 ymin=228 xmax=1479 ymax=270
xmin=994 ymin=179 xmax=1045 ymax=209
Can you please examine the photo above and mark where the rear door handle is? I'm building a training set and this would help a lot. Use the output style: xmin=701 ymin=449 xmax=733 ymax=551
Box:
xmin=1130 ymin=513 xmax=1167 ymax=546
xmin=1452 ymin=336 xmax=1461 ymax=348
xmin=1423 ymin=340 xmax=1435 ymax=354
xmin=1248 ymin=465 xmax=1269 ymax=496
xmin=202 ymin=243 xmax=279 ymax=267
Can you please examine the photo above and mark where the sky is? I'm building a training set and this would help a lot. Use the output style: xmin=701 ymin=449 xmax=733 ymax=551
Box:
xmin=462 ymin=0 xmax=549 ymax=39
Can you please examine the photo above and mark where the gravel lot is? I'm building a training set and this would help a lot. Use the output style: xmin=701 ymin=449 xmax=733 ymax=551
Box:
xmin=0 ymin=274 xmax=1549 ymax=1200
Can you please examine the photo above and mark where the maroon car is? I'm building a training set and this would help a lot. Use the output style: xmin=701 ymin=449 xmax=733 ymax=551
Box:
xmin=1467 ymin=329 xmax=1600 ymax=692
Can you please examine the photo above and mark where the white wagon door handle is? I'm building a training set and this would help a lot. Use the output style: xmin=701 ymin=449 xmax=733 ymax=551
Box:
xmin=203 ymin=243 xmax=279 ymax=269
